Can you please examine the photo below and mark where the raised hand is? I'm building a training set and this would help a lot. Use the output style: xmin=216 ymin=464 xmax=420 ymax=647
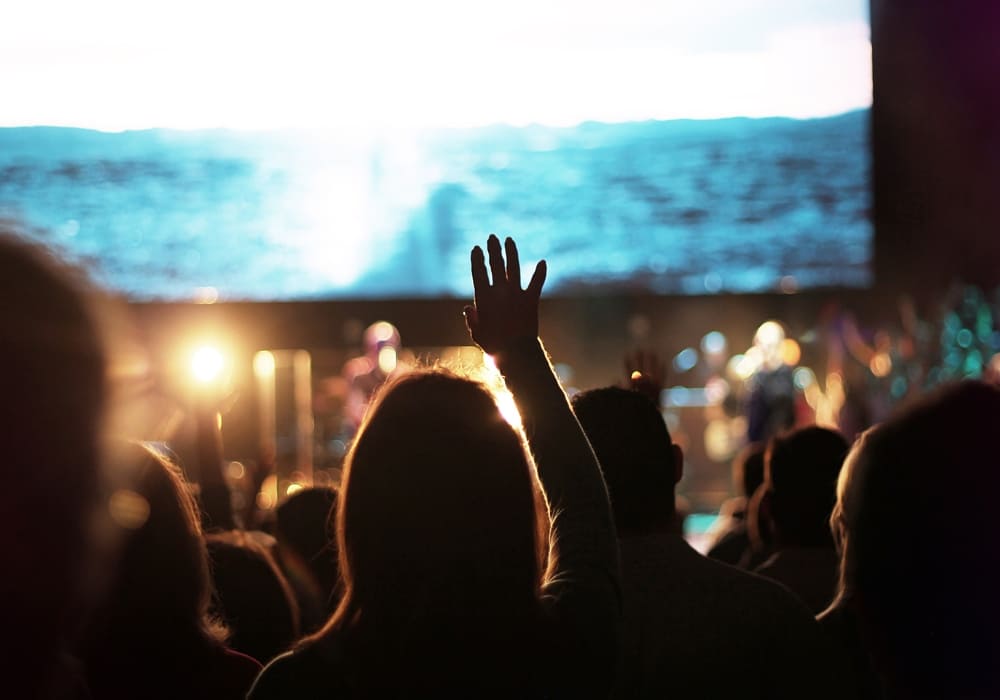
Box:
xmin=464 ymin=234 xmax=546 ymax=355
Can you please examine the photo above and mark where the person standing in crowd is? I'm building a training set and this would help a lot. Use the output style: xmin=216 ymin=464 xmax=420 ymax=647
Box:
xmin=249 ymin=235 xmax=620 ymax=697
xmin=572 ymin=386 xmax=844 ymax=699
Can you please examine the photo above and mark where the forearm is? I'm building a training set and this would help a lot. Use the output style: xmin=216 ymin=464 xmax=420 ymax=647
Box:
xmin=494 ymin=337 xmax=619 ymax=589
xmin=194 ymin=407 xmax=236 ymax=530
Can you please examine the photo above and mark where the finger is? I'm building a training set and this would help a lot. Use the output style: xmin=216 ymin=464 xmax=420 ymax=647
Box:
xmin=504 ymin=237 xmax=522 ymax=290
xmin=526 ymin=259 xmax=547 ymax=300
xmin=487 ymin=234 xmax=506 ymax=286
xmin=471 ymin=246 xmax=489 ymax=300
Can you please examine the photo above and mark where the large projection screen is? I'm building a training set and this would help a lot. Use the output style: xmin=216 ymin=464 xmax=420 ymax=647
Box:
xmin=1 ymin=0 xmax=872 ymax=300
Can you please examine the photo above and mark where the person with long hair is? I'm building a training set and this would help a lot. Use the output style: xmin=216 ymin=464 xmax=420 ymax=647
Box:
xmin=0 ymin=227 xmax=106 ymax=698
xmin=249 ymin=235 xmax=620 ymax=697
xmin=79 ymin=443 xmax=261 ymax=699
xmin=820 ymin=381 xmax=1000 ymax=699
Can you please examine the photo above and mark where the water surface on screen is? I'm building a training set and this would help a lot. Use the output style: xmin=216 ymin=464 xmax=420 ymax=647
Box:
xmin=0 ymin=0 xmax=872 ymax=300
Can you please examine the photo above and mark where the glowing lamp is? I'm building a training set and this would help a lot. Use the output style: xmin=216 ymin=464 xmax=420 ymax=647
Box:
xmin=190 ymin=345 xmax=226 ymax=384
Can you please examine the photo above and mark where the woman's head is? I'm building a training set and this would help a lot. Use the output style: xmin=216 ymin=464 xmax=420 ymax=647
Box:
xmin=1 ymin=228 xmax=107 ymax=689
xmin=829 ymin=381 xmax=1000 ymax=695
xmin=93 ymin=443 xmax=223 ymax=645
xmin=332 ymin=369 xmax=546 ymax=628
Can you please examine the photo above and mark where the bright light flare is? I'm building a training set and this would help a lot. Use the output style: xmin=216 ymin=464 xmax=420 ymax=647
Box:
xmin=377 ymin=346 xmax=398 ymax=375
xmin=869 ymin=352 xmax=892 ymax=377
xmin=108 ymin=488 xmax=150 ymax=530
xmin=253 ymin=350 xmax=276 ymax=377
xmin=494 ymin=389 xmax=523 ymax=430
xmin=478 ymin=353 xmax=523 ymax=429
xmin=190 ymin=345 xmax=226 ymax=384
xmin=780 ymin=338 xmax=801 ymax=367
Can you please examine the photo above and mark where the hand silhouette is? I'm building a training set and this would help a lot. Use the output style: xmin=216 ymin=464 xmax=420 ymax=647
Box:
xmin=464 ymin=234 xmax=546 ymax=355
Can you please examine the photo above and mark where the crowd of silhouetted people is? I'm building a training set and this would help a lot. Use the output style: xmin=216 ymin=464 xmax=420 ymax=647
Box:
xmin=4 ymin=226 xmax=1000 ymax=699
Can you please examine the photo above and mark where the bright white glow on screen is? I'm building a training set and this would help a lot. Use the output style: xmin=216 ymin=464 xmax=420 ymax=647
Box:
xmin=2 ymin=0 xmax=870 ymax=130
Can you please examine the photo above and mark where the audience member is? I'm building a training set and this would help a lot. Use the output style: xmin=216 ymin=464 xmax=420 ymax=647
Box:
xmin=821 ymin=381 xmax=1000 ymax=699
xmin=754 ymin=426 xmax=848 ymax=613
xmin=79 ymin=443 xmax=261 ymax=699
xmin=249 ymin=235 xmax=620 ymax=697
xmin=706 ymin=442 xmax=766 ymax=565
xmin=0 ymin=229 xmax=106 ymax=698
xmin=274 ymin=486 xmax=341 ymax=633
xmin=207 ymin=530 xmax=301 ymax=665
xmin=572 ymin=386 xmax=844 ymax=699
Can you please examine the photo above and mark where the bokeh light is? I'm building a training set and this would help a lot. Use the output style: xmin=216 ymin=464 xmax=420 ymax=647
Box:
xmin=190 ymin=345 xmax=226 ymax=384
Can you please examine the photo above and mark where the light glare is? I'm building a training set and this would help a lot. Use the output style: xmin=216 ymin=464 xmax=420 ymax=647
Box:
xmin=190 ymin=345 xmax=226 ymax=384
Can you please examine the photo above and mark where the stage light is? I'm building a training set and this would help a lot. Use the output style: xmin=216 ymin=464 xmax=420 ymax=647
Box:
xmin=869 ymin=352 xmax=892 ymax=377
xmin=794 ymin=367 xmax=816 ymax=390
xmin=780 ymin=339 xmax=801 ymax=367
xmin=673 ymin=347 xmax=699 ymax=373
xmin=755 ymin=321 xmax=785 ymax=348
xmin=701 ymin=331 xmax=727 ymax=356
xmin=377 ymin=346 xmax=398 ymax=374
xmin=190 ymin=345 xmax=226 ymax=384
xmin=253 ymin=350 xmax=276 ymax=377
xmin=257 ymin=475 xmax=278 ymax=511
xmin=372 ymin=321 xmax=396 ymax=343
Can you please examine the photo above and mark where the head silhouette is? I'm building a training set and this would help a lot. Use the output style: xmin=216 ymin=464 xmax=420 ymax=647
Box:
xmin=275 ymin=486 xmax=340 ymax=628
xmin=88 ymin=443 xmax=223 ymax=644
xmin=734 ymin=442 xmax=766 ymax=499
xmin=81 ymin=442 xmax=230 ymax=698
xmin=571 ymin=387 xmax=682 ymax=536
xmin=0 ymin=229 xmax=106 ymax=693
xmin=314 ymin=369 xmax=547 ymax=688
xmin=765 ymin=426 xmax=848 ymax=548
xmin=830 ymin=381 xmax=1000 ymax=697
xmin=208 ymin=531 xmax=300 ymax=664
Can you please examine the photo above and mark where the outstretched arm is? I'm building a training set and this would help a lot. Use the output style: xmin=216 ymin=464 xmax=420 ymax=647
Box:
xmin=466 ymin=234 xmax=620 ymax=692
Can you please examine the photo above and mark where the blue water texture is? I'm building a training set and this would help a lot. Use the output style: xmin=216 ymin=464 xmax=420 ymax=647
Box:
xmin=0 ymin=110 xmax=871 ymax=301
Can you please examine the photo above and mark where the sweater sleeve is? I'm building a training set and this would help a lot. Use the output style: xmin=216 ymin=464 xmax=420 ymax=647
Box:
xmin=495 ymin=337 xmax=621 ymax=694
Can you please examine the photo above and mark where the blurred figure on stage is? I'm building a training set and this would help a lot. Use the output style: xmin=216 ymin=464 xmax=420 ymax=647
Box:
xmin=342 ymin=321 xmax=411 ymax=432
xmin=746 ymin=321 xmax=797 ymax=443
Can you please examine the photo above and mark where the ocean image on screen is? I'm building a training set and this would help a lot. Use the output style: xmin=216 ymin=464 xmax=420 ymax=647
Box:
xmin=1 ymin=1 xmax=872 ymax=300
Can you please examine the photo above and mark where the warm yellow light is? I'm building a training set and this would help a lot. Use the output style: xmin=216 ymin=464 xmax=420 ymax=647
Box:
xmin=732 ymin=348 xmax=764 ymax=380
xmin=780 ymin=339 xmax=801 ymax=367
xmin=253 ymin=350 xmax=276 ymax=377
xmin=256 ymin=475 xmax=278 ymax=510
xmin=755 ymin=320 xmax=785 ymax=348
xmin=108 ymin=489 xmax=150 ymax=530
xmin=190 ymin=345 xmax=226 ymax=384
xmin=286 ymin=482 xmax=303 ymax=496
xmin=377 ymin=346 xmax=398 ymax=375
xmin=869 ymin=352 xmax=892 ymax=378
xmin=494 ymin=389 xmax=523 ymax=430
